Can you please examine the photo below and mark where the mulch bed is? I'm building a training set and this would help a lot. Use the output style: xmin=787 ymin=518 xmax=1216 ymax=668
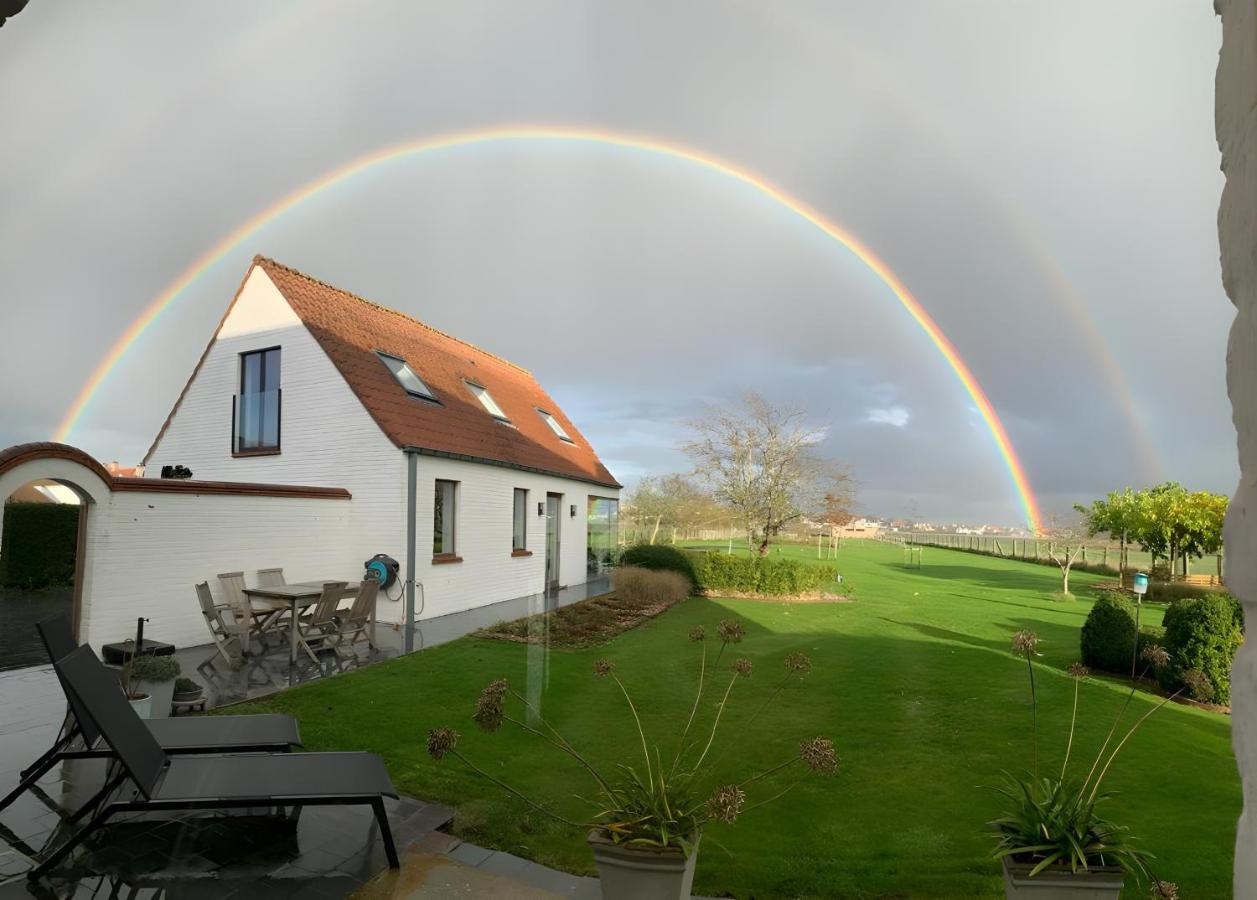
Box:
xmin=475 ymin=592 xmax=680 ymax=649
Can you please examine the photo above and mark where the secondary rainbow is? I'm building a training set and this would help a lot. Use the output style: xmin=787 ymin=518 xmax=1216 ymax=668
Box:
xmin=52 ymin=125 xmax=1045 ymax=533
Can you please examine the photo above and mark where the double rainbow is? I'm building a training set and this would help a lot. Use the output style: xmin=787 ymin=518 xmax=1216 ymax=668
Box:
xmin=52 ymin=125 xmax=1044 ymax=533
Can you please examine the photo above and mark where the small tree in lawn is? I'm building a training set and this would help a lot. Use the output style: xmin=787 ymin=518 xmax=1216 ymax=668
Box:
xmin=1076 ymin=488 xmax=1139 ymax=574
xmin=1045 ymin=519 xmax=1088 ymax=596
xmin=681 ymin=393 xmax=850 ymax=555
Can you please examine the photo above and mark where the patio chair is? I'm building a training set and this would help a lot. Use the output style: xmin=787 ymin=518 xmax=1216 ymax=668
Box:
xmin=330 ymin=578 xmax=380 ymax=651
xmin=30 ymin=645 xmax=398 ymax=880
xmin=0 ymin=616 xmax=302 ymax=818
xmin=254 ymin=567 xmax=291 ymax=636
xmin=197 ymin=581 xmax=248 ymax=668
xmin=295 ymin=581 xmax=347 ymax=664
xmin=218 ymin=571 xmax=273 ymax=642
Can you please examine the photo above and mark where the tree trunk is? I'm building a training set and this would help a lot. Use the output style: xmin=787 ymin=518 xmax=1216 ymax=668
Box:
xmin=649 ymin=515 xmax=662 ymax=545
xmin=1062 ymin=566 xmax=1070 ymax=595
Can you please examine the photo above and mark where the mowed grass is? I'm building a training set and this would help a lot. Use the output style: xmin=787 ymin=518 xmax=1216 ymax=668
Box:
xmin=231 ymin=541 xmax=1238 ymax=898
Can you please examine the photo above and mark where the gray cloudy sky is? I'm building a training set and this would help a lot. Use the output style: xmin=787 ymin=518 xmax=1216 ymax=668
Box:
xmin=0 ymin=1 xmax=1234 ymax=527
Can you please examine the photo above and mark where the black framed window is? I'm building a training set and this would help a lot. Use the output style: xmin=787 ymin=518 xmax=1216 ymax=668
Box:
xmin=234 ymin=347 xmax=280 ymax=453
xmin=434 ymin=480 xmax=457 ymax=556
xmin=513 ymin=488 xmax=528 ymax=551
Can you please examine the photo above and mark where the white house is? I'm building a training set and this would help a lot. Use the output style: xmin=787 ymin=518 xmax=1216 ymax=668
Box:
xmin=140 ymin=255 xmax=621 ymax=630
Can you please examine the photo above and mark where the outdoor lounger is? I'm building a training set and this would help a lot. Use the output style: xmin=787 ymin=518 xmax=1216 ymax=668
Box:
xmin=30 ymin=645 xmax=399 ymax=879
xmin=0 ymin=617 xmax=301 ymax=817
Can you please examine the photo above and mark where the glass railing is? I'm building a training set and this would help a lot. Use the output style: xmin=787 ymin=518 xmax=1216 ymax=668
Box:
xmin=232 ymin=388 xmax=281 ymax=453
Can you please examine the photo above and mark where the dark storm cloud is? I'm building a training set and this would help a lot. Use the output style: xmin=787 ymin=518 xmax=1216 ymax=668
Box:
xmin=0 ymin=1 xmax=1233 ymax=527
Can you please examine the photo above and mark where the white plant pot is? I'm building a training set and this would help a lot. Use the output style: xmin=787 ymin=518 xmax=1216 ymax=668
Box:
xmin=136 ymin=678 xmax=175 ymax=718
xmin=588 ymin=830 xmax=699 ymax=900
xmin=128 ymin=693 xmax=153 ymax=719
xmin=1001 ymin=856 xmax=1125 ymax=899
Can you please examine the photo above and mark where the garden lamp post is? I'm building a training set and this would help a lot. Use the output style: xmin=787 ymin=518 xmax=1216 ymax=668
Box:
xmin=1131 ymin=571 xmax=1149 ymax=677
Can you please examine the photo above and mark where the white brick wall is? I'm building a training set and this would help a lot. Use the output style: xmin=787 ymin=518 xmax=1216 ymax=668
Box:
xmin=79 ymin=488 xmax=354 ymax=649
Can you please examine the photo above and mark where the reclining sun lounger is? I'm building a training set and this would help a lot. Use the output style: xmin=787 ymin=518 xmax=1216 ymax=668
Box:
xmin=30 ymin=645 xmax=399 ymax=880
xmin=0 ymin=617 xmax=301 ymax=816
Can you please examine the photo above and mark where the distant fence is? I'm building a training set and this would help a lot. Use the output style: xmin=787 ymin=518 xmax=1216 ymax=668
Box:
xmin=884 ymin=531 xmax=1224 ymax=584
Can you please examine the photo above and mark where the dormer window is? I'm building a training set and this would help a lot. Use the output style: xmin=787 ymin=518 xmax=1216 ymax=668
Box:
xmin=537 ymin=408 xmax=574 ymax=443
xmin=377 ymin=351 xmax=437 ymax=402
xmin=465 ymin=381 xmax=510 ymax=423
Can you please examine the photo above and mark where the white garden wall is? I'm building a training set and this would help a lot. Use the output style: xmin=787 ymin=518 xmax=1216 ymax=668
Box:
xmin=79 ymin=486 xmax=353 ymax=649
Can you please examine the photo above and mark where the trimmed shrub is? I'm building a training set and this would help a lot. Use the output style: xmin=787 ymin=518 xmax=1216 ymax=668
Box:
xmin=619 ymin=544 xmax=698 ymax=590
xmin=0 ymin=502 xmax=79 ymax=588
xmin=611 ymin=566 xmax=691 ymax=607
xmin=1081 ymin=591 xmax=1137 ymax=673
xmin=1158 ymin=595 xmax=1244 ymax=704
xmin=685 ymin=550 xmax=836 ymax=595
xmin=1144 ymin=581 xmax=1232 ymax=605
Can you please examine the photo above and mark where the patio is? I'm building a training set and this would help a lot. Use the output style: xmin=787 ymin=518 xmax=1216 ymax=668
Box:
xmin=0 ymin=577 xmax=610 ymax=895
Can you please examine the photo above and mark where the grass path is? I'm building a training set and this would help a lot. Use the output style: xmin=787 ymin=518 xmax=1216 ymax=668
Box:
xmin=233 ymin=541 xmax=1238 ymax=898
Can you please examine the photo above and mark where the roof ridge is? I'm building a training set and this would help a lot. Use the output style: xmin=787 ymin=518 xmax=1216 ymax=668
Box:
xmin=252 ymin=255 xmax=530 ymax=374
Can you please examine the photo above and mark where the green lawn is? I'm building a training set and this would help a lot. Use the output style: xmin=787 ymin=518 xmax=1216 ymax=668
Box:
xmin=232 ymin=541 xmax=1238 ymax=898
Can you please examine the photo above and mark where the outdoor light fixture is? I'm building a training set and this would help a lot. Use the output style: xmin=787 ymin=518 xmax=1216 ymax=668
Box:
xmin=537 ymin=502 xmax=544 ymax=516
xmin=570 ymin=504 xmax=577 ymax=518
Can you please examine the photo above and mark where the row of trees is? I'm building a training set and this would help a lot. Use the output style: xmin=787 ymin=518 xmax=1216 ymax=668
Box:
xmin=625 ymin=394 xmax=855 ymax=554
xmin=1075 ymin=483 xmax=1228 ymax=577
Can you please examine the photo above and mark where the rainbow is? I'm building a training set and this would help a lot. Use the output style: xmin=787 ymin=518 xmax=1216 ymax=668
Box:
xmin=52 ymin=125 xmax=1044 ymax=533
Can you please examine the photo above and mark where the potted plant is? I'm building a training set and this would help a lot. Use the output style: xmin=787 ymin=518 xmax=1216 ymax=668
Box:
xmin=427 ymin=619 xmax=837 ymax=900
xmin=991 ymin=631 xmax=1181 ymax=898
xmin=121 ymin=654 xmax=180 ymax=719
xmin=173 ymin=677 xmax=204 ymax=704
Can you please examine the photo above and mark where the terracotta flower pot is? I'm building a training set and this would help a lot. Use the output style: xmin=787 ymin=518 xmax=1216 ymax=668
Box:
xmin=1001 ymin=855 xmax=1125 ymax=899
xmin=587 ymin=830 xmax=700 ymax=900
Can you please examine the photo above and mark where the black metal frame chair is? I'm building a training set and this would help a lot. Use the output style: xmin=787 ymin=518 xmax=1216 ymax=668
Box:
xmin=29 ymin=645 xmax=399 ymax=880
xmin=0 ymin=617 xmax=302 ymax=817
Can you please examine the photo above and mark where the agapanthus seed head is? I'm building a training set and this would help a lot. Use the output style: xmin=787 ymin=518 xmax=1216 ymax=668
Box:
xmin=593 ymin=658 xmax=615 ymax=677
xmin=689 ymin=625 xmax=706 ymax=642
xmin=474 ymin=680 xmax=507 ymax=732
xmin=784 ymin=652 xmax=812 ymax=675
xmin=1010 ymin=630 xmax=1039 ymax=655
xmin=427 ymin=726 xmax=460 ymax=760
xmin=732 ymin=658 xmax=753 ymax=678
xmin=1140 ymin=644 xmax=1171 ymax=670
xmin=1151 ymin=881 xmax=1180 ymax=900
xmin=717 ymin=619 xmax=745 ymax=645
xmin=1067 ymin=661 xmax=1090 ymax=679
xmin=706 ymin=784 xmax=746 ymax=824
xmin=1182 ymin=668 xmax=1215 ymax=702
xmin=800 ymin=736 xmax=838 ymax=774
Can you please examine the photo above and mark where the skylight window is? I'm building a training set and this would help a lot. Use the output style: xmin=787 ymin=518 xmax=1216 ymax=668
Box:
xmin=376 ymin=351 xmax=436 ymax=401
xmin=537 ymin=408 xmax=574 ymax=442
xmin=465 ymin=381 xmax=510 ymax=422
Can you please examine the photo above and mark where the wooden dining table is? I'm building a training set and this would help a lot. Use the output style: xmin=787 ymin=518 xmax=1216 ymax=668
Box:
xmin=242 ymin=580 xmax=368 ymax=668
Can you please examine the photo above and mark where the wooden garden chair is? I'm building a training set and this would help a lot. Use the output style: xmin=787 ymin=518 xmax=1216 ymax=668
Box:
xmin=330 ymin=578 xmax=380 ymax=652
xmin=196 ymin=582 xmax=247 ymax=669
xmin=295 ymin=581 xmax=347 ymax=665
xmin=253 ymin=567 xmax=290 ymax=637
xmin=217 ymin=571 xmax=273 ymax=643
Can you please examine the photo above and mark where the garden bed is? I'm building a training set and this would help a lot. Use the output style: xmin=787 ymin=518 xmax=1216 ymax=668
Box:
xmin=475 ymin=591 xmax=682 ymax=648
xmin=702 ymin=589 xmax=853 ymax=604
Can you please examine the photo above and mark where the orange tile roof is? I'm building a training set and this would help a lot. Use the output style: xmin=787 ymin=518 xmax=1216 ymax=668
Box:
xmin=253 ymin=257 xmax=620 ymax=489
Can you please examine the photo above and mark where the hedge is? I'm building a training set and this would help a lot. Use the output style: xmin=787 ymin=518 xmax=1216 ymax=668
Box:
xmin=619 ymin=544 xmax=699 ymax=590
xmin=0 ymin=502 xmax=79 ymax=589
xmin=1158 ymin=595 xmax=1245 ymax=704
xmin=685 ymin=549 xmax=836 ymax=595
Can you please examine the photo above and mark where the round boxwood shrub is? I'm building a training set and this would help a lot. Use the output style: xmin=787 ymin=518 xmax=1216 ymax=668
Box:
xmin=1081 ymin=591 xmax=1137 ymax=674
xmin=619 ymin=543 xmax=698 ymax=590
xmin=1158 ymin=595 xmax=1244 ymax=704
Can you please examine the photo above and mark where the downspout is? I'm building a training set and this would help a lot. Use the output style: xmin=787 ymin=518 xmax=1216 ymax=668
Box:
xmin=405 ymin=449 xmax=417 ymax=653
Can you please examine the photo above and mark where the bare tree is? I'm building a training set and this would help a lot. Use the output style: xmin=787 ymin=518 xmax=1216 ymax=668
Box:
xmin=681 ymin=393 xmax=851 ymax=554
xmin=624 ymin=474 xmax=723 ymax=544
xmin=1045 ymin=518 xmax=1088 ymax=595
